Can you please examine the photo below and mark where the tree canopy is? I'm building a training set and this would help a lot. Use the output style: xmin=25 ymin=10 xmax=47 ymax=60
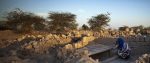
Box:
xmin=48 ymin=12 xmax=78 ymax=33
xmin=88 ymin=13 xmax=110 ymax=31
xmin=81 ymin=24 xmax=89 ymax=30
xmin=6 ymin=8 xmax=45 ymax=33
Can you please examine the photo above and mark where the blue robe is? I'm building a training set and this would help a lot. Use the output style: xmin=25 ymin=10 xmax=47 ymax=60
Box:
xmin=116 ymin=38 xmax=125 ymax=50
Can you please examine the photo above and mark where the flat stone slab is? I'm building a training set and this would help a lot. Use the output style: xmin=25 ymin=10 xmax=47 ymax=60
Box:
xmin=78 ymin=44 xmax=113 ymax=55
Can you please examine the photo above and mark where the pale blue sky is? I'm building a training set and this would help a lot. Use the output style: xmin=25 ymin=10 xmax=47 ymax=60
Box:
xmin=0 ymin=0 xmax=150 ymax=28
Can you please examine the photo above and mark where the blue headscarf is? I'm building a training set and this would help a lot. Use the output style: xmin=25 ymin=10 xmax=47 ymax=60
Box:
xmin=116 ymin=37 xmax=125 ymax=49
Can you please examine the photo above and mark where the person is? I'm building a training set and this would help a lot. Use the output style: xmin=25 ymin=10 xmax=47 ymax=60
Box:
xmin=115 ymin=36 xmax=131 ymax=59
xmin=115 ymin=36 xmax=130 ymax=51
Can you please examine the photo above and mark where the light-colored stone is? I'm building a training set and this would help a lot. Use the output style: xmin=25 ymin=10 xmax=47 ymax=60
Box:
xmin=25 ymin=45 xmax=33 ymax=49
xmin=37 ymin=35 xmax=43 ymax=38
xmin=135 ymin=54 xmax=150 ymax=63
xmin=64 ymin=44 xmax=73 ymax=50
xmin=61 ymin=34 xmax=66 ymax=38
xmin=32 ymin=41 xmax=38 ymax=46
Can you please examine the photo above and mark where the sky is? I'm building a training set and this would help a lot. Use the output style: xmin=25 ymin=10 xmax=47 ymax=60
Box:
xmin=0 ymin=0 xmax=150 ymax=28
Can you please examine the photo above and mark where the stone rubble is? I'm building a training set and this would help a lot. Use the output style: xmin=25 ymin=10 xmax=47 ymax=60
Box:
xmin=135 ymin=54 xmax=150 ymax=63
xmin=0 ymin=30 xmax=150 ymax=63
xmin=0 ymin=31 xmax=99 ymax=63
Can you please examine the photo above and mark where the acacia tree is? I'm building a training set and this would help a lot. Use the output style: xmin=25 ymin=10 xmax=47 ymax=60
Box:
xmin=88 ymin=14 xmax=110 ymax=31
xmin=119 ymin=26 xmax=129 ymax=31
xmin=6 ymin=8 xmax=45 ymax=33
xmin=82 ymin=24 xmax=89 ymax=30
xmin=48 ymin=12 xmax=78 ymax=33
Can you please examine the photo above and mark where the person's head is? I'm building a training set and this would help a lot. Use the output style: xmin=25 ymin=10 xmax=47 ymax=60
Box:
xmin=118 ymin=35 xmax=124 ymax=39
xmin=116 ymin=35 xmax=125 ymax=43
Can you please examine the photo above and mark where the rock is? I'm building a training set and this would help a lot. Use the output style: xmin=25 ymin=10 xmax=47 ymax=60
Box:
xmin=45 ymin=34 xmax=52 ymax=40
xmin=26 ymin=35 xmax=30 ymax=37
xmin=37 ymin=35 xmax=43 ymax=38
xmin=135 ymin=54 xmax=150 ymax=63
xmin=25 ymin=45 xmax=33 ymax=49
xmin=17 ymin=36 xmax=25 ymax=41
xmin=75 ymin=32 xmax=81 ymax=37
xmin=53 ymin=35 xmax=59 ymax=39
xmin=76 ymin=55 xmax=99 ymax=63
xmin=31 ymin=35 xmax=36 ymax=39
xmin=31 ymin=41 xmax=38 ymax=46
xmin=82 ymin=37 xmax=87 ymax=43
xmin=64 ymin=44 xmax=73 ymax=50
xmin=74 ymin=42 xmax=81 ymax=49
xmin=61 ymin=34 xmax=66 ymax=38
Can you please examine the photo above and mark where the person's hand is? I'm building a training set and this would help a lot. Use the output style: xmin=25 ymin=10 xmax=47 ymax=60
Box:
xmin=114 ymin=45 xmax=118 ymax=48
xmin=112 ymin=45 xmax=118 ymax=50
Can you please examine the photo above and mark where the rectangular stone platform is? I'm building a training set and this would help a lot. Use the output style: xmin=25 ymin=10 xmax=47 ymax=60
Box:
xmin=78 ymin=44 xmax=113 ymax=61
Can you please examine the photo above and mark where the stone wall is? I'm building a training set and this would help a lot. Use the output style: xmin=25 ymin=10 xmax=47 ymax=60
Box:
xmin=64 ymin=36 xmax=95 ymax=49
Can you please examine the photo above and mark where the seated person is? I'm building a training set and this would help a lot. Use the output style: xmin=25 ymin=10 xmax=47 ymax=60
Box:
xmin=115 ymin=36 xmax=130 ymax=51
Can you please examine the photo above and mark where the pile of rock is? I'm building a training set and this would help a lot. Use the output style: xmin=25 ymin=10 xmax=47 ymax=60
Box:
xmin=0 ymin=31 xmax=99 ymax=63
xmin=19 ymin=34 xmax=72 ymax=54
xmin=0 ymin=33 xmax=74 ymax=63
xmin=17 ymin=33 xmax=71 ymax=42
xmin=135 ymin=54 xmax=150 ymax=63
